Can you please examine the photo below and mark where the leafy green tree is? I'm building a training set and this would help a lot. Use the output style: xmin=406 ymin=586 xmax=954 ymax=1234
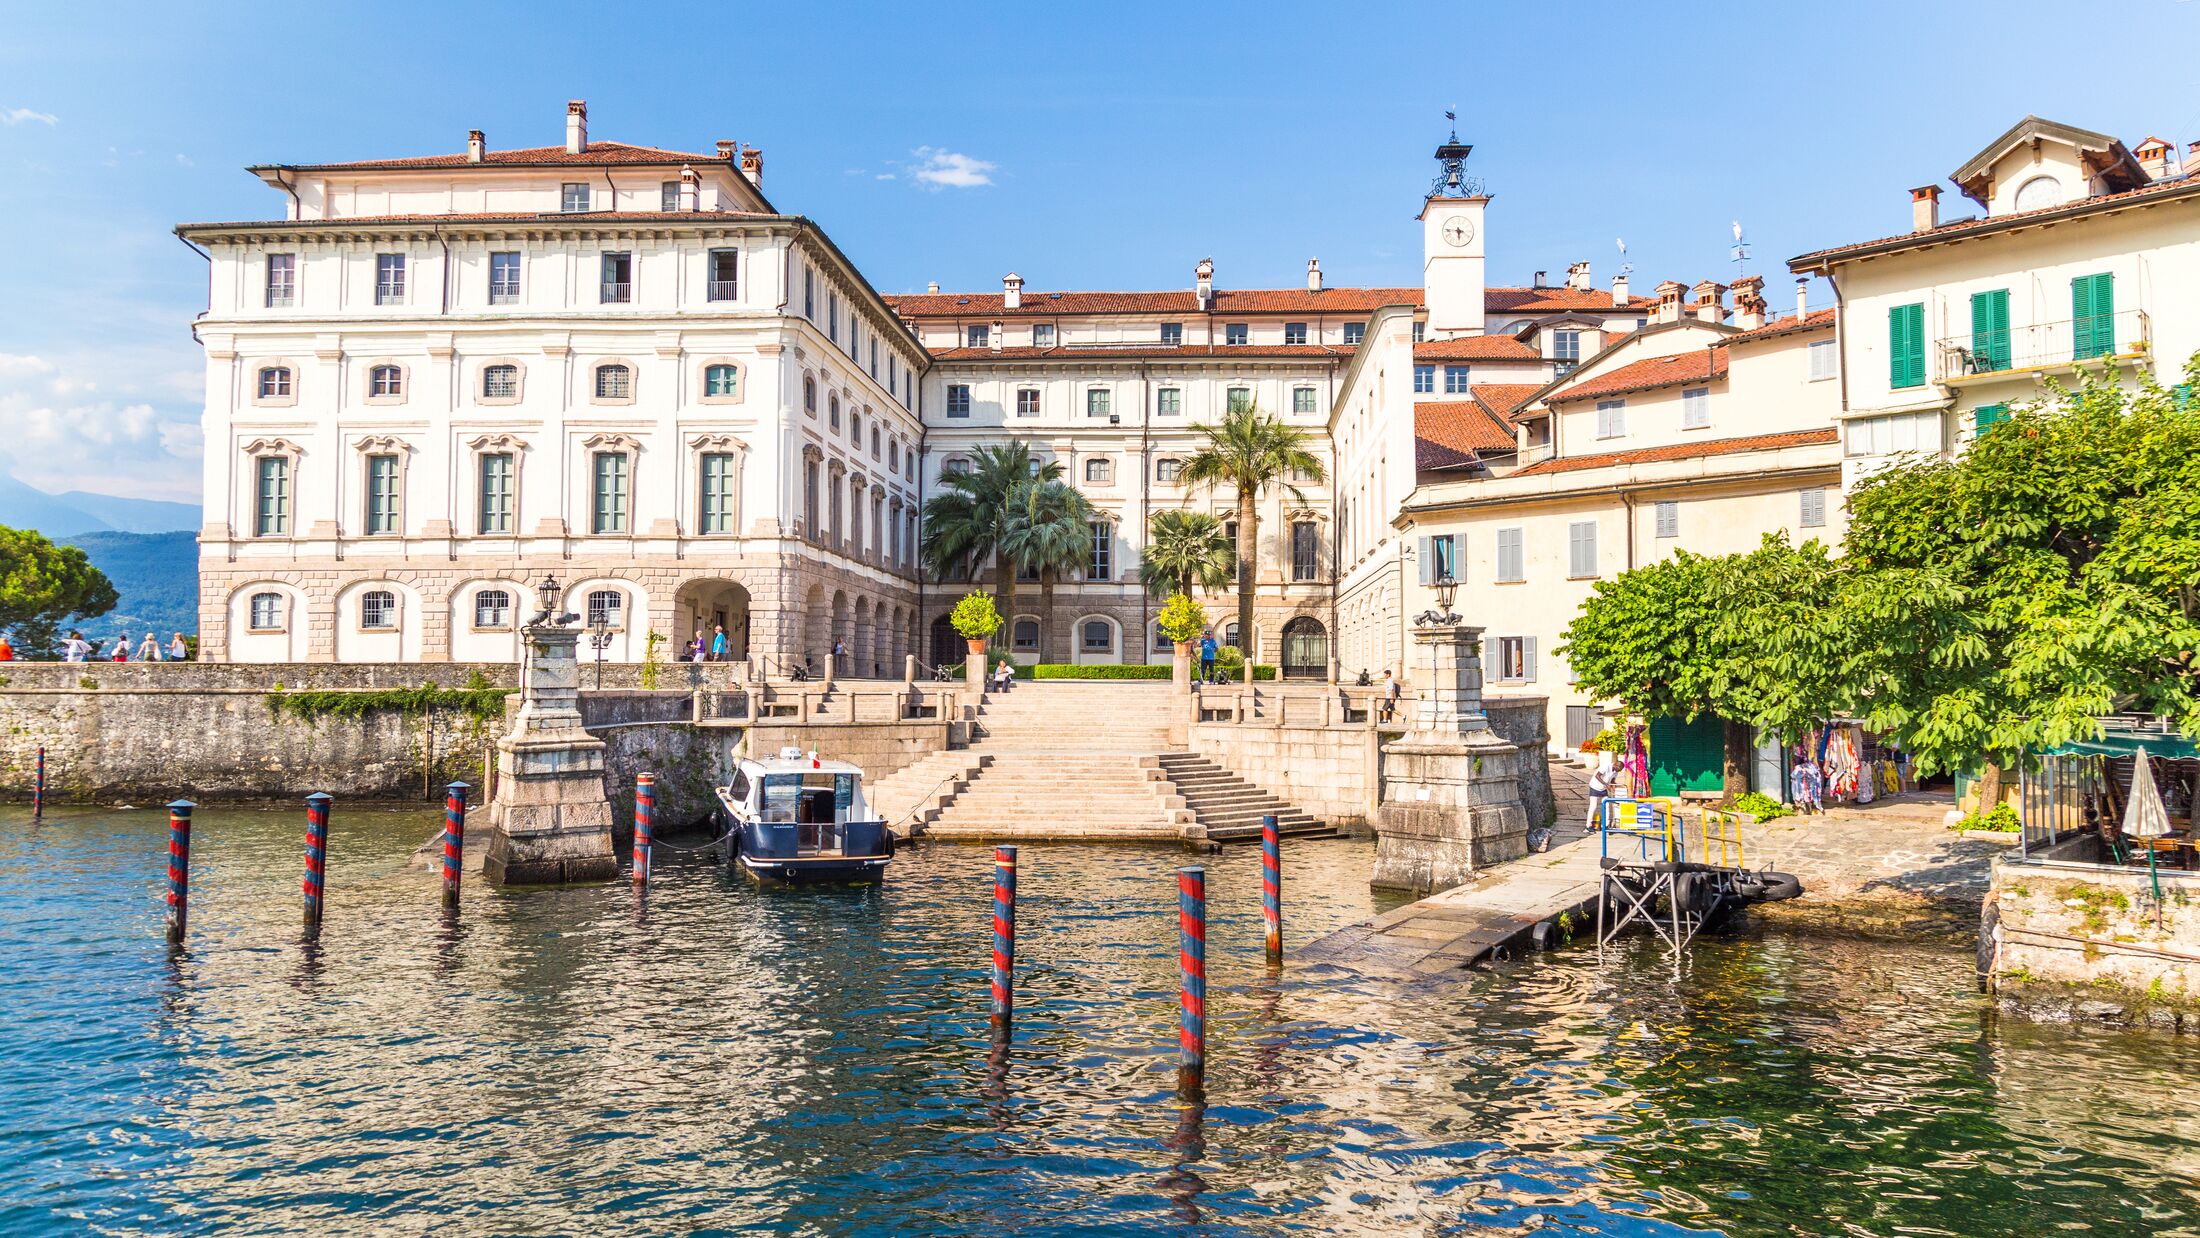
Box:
xmin=949 ymin=591 xmax=1003 ymax=641
xmin=1155 ymin=592 xmax=1210 ymax=646
xmin=1180 ymin=405 xmax=1325 ymax=679
xmin=0 ymin=525 xmax=119 ymax=655
xmin=1139 ymin=509 xmax=1234 ymax=600
xmin=999 ymin=478 xmax=1097 ymax=661
xmin=920 ymin=443 xmax=1062 ymax=632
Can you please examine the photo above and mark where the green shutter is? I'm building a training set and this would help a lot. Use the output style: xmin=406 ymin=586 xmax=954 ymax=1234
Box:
xmin=1973 ymin=403 xmax=2009 ymax=435
xmin=1969 ymin=289 xmax=2010 ymax=371
xmin=1889 ymin=302 xmax=1925 ymax=388
xmin=2072 ymin=272 xmax=2114 ymax=359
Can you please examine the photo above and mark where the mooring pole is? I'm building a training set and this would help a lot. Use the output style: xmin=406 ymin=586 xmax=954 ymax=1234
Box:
xmin=33 ymin=746 xmax=45 ymax=821
xmin=1261 ymin=814 xmax=1282 ymax=966
xmin=303 ymin=792 xmax=331 ymax=939
xmin=1177 ymin=864 xmax=1207 ymax=1093
xmin=441 ymin=781 xmax=469 ymax=910
xmin=633 ymin=773 xmax=656 ymax=886
xmin=991 ymin=845 xmax=1017 ymax=1036
xmin=164 ymin=800 xmax=195 ymax=947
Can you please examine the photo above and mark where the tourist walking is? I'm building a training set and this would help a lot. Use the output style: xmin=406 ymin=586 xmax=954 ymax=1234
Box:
xmin=167 ymin=633 xmax=190 ymax=661
xmin=61 ymin=631 xmax=90 ymax=663
xmin=1378 ymin=670 xmax=1402 ymax=724
xmin=1586 ymin=763 xmax=1612 ymax=831
xmin=689 ymin=627 xmax=706 ymax=663
xmin=711 ymin=625 xmax=729 ymax=661
xmin=832 ymin=639 xmax=847 ymax=677
xmin=1198 ymin=634 xmax=1217 ymax=684
xmin=136 ymin=632 xmax=164 ymax=662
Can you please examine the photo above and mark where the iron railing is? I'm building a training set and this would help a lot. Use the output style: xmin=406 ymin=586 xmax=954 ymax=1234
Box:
xmin=1936 ymin=308 xmax=2149 ymax=379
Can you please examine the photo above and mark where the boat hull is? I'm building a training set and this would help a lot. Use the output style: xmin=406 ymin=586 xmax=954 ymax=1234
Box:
xmin=735 ymin=852 xmax=890 ymax=886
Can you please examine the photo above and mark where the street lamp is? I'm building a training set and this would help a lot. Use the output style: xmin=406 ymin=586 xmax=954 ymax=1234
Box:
xmin=531 ymin=573 xmax=575 ymax=627
xmin=587 ymin=614 xmax=614 ymax=689
xmin=1414 ymin=572 xmax=1462 ymax=629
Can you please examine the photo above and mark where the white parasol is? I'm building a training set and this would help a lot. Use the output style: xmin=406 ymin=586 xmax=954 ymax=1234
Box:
xmin=2121 ymin=755 xmax=2172 ymax=911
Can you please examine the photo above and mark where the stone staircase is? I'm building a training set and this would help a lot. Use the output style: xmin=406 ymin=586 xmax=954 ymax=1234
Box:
xmin=866 ymin=750 xmax=990 ymax=838
xmin=1151 ymin=753 xmax=1334 ymax=843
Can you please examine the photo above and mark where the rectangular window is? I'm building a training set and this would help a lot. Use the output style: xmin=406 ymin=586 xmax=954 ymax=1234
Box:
xmin=1225 ymin=323 xmax=1248 ymax=346
xmin=966 ymin=324 xmax=989 ymax=348
xmin=600 ymin=252 xmax=632 ymax=303
xmin=561 ymin=182 xmax=590 ymax=213
xmin=1087 ymin=521 xmax=1112 ymax=581
xmin=707 ymin=249 xmax=739 ymax=301
xmin=1156 ymin=388 xmax=1182 ymax=416
xmin=1160 ymin=322 xmax=1183 ymax=346
xmin=946 ymin=384 xmax=971 ymax=417
xmin=2072 ymin=271 xmax=2115 ymax=359
xmin=1496 ymin=527 xmax=1524 ymax=583
xmin=1413 ymin=365 xmax=1435 ymax=394
xmin=478 ymin=452 xmax=513 ymax=534
xmin=254 ymin=456 xmax=289 ymax=536
xmin=803 ymin=268 xmax=815 ymax=319
xmin=828 ymin=293 xmax=840 ymax=342
xmin=1412 ymin=321 xmax=1426 ymax=343
xmin=487 ymin=251 xmax=522 ymax=305
xmin=1596 ymin=400 xmax=1626 ymax=439
xmin=1681 ymin=387 xmax=1710 ymax=429
xmin=700 ymin=452 xmax=736 ymax=534
xmin=1155 ymin=458 xmax=1182 ymax=483
xmin=1567 ymin=521 xmax=1598 ymax=578
xmin=1226 ymin=386 xmax=1253 ymax=414
xmin=1032 ymin=324 xmax=1055 ymax=347
xmin=1654 ymin=500 xmax=1678 ymax=539
xmin=265 ymin=253 xmax=296 ymax=307
xmin=1888 ymin=301 xmax=1925 ymax=388
xmin=1086 ymin=388 xmax=1112 ymax=418
xmin=1969 ymin=288 xmax=2009 ymax=371
xmin=591 ymin=452 xmax=629 ymax=534
xmin=660 ymin=181 xmax=680 ymax=211
xmin=1015 ymin=388 xmax=1040 ymax=417
xmin=1418 ymin=533 xmax=1458 ymax=583
xmin=1808 ymin=338 xmax=1837 ymax=380
xmin=1284 ymin=322 xmax=1307 ymax=345
xmin=1973 ymin=403 xmax=2009 ymax=435
xmin=374 ymin=253 xmax=405 ymax=304
xmin=1292 ymin=387 xmax=1317 ymax=414
xmin=1291 ymin=521 xmax=1319 ymax=581
xmin=1444 ymin=365 xmax=1471 ymax=394
xmin=1800 ymin=486 xmax=1827 ymax=529
xmin=365 ymin=454 xmax=401 ymax=535
xmin=1494 ymin=636 xmax=1537 ymax=683
xmin=1343 ymin=322 xmax=1365 ymax=345
xmin=1553 ymin=329 xmax=1581 ymax=374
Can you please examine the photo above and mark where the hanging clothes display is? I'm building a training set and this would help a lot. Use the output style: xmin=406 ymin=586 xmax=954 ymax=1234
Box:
xmin=1825 ymin=726 xmax=1862 ymax=800
xmin=1624 ymin=724 xmax=1651 ymax=799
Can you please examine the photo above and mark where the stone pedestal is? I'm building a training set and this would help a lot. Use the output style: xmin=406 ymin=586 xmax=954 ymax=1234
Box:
xmin=1371 ymin=624 xmax=1529 ymax=893
xmin=1173 ymin=641 xmax=1193 ymax=692
xmin=481 ymin=624 xmax=618 ymax=885
xmin=966 ymin=638 xmax=989 ymax=698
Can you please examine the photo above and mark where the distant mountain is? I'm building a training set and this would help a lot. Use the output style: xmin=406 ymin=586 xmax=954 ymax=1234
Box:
xmin=0 ymin=474 xmax=199 ymax=537
xmin=59 ymin=531 xmax=200 ymax=641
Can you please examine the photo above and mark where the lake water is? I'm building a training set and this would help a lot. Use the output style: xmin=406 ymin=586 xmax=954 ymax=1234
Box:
xmin=4 ymin=805 xmax=2197 ymax=1236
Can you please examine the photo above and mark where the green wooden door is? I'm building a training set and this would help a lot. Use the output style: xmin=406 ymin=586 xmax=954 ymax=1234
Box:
xmin=1969 ymin=289 xmax=2009 ymax=370
xmin=1648 ymin=714 xmax=1727 ymax=796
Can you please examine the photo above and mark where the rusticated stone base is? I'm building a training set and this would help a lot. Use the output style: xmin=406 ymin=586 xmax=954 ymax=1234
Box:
xmin=1371 ymin=727 xmax=1529 ymax=894
xmin=481 ymin=806 xmax=619 ymax=885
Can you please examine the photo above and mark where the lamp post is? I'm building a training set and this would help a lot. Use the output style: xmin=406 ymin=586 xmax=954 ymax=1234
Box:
xmin=587 ymin=615 xmax=613 ymax=689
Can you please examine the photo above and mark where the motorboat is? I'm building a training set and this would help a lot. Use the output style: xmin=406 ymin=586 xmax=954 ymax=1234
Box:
xmin=716 ymin=747 xmax=894 ymax=885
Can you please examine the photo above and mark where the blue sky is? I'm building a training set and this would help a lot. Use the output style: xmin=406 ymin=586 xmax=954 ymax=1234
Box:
xmin=4 ymin=0 xmax=2196 ymax=503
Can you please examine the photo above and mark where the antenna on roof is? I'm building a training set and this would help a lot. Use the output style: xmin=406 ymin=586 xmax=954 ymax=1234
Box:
xmin=1616 ymin=237 xmax=1633 ymax=277
xmin=1729 ymin=220 xmax=1751 ymax=274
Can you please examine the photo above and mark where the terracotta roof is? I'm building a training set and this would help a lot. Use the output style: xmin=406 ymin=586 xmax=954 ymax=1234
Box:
xmin=1721 ymin=308 xmax=1837 ymax=346
xmin=1545 ymin=347 xmax=1728 ymax=404
xmin=177 ymin=209 xmax=781 ymax=231
xmin=255 ymin=141 xmax=733 ymax=172
xmin=1790 ymin=175 xmax=2200 ymax=267
xmin=1413 ymin=334 xmax=1541 ymax=361
xmin=1485 ymin=286 xmax=1643 ymax=313
xmin=886 ymin=284 xmax=1663 ymax=319
xmin=925 ymin=344 xmax=1350 ymax=362
xmin=1415 ymin=400 xmax=1518 ymax=471
xmin=1468 ymin=383 xmax=1544 ymax=425
xmin=1513 ymin=428 xmax=1838 ymax=476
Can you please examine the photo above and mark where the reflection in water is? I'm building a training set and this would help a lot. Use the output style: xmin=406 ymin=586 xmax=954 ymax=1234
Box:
xmin=2 ymin=805 xmax=2198 ymax=1236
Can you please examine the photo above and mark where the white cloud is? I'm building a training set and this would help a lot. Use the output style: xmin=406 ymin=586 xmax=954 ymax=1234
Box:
xmin=174 ymin=153 xmax=194 ymax=167
xmin=1 ymin=107 xmax=58 ymax=126
xmin=910 ymin=146 xmax=996 ymax=189
xmin=0 ymin=352 xmax=202 ymax=502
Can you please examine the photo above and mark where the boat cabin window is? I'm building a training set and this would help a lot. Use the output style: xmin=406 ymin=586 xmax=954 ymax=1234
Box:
xmin=728 ymin=769 xmax=752 ymax=804
xmin=760 ymin=772 xmax=856 ymax=824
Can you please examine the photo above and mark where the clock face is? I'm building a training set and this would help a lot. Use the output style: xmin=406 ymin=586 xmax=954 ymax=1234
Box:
xmin=1442 ymin=217 xmax=1475 ymax=248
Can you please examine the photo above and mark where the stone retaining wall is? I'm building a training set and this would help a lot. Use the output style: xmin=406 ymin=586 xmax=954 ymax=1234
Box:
xmin=1987 ymin=850 xmax=2200 ymax=1032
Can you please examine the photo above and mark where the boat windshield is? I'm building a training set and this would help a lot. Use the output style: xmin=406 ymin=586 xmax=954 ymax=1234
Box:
xmin=760 ymin=772 xmax=856 ymax=824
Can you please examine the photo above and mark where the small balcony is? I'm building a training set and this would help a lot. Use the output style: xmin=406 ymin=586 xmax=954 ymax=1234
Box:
xmin=600 ymin=281 xmax=633 ymax=304
xmin=707 ymin=279 xmax=739 ymax=302
xmin=1936 ymin=308 xmax=2151 ymax=385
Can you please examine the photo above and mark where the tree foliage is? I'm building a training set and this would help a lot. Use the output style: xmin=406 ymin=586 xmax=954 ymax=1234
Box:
xmin=920 ymin=443 xmax=1063 ymax=617
xmin=0 ymin=524 xmax=119 ymax=654
xmin=1155 ymin=592 xmax=1210 ymax=645
xmin=1180 ymin=405 xmax=1325 ymax=674
xmin=949 ymin=591 xmax=1003 ymax=641
xmin=1139 ymin=509 xmax=1234 ymax=598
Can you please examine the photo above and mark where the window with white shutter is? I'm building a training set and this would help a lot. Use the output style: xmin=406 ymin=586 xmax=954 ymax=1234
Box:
xmin=1682 ymin=387 xmax=1710 ymax=429
xmin=1654 ymin=501 xmax=1678 ymax=539
xmin=1596 ymin=400 xmax=1626 ymax=439
xmin=1800 ymin=487 xmax=1827 ymax=528
xmin=1496 ymin=528 xmax=1524 ymax=583
xmin=1567 ymin=521 xmax=1598 ymax=579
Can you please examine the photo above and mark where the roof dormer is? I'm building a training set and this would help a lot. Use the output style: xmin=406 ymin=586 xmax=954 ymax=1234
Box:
xmin=1950 ymin=116 xmax=2149 ymax=218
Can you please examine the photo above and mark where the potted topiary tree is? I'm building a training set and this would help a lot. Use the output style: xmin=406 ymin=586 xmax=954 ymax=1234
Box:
xmin=951 ymin=591 xmax=1004 ymax=696
xmin=1156 ymin=592 xmax=1209 ymax=693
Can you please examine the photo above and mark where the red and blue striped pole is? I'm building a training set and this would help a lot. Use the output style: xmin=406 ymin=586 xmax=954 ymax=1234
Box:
xmin=303 ymin=792 xmax=331 ymax=938
xmin=1177 ymin=864 xmax=1207 ymax=1091
xmin=633 ymin=773 xmax=656 ymax=886
xmin=164 ymin=799 xmax=194 ymax=947
xmin=441 ymin=782 xmax=468 ymax=910
xmin=32 ymin=746 xmax=44 ymax=821
xmin=1261 ymin=814 xmax=1282 ymax=966
xmin=991 ymin=845 xmax=1017 ymax=1035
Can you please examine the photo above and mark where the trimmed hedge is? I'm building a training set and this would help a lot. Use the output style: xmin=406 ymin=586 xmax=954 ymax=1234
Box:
xmin=1033 ymin=663 xmax=1170 ymax=680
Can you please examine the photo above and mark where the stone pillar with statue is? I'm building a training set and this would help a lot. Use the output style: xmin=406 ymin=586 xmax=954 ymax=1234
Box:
xmin=479 ymin=575 xmax=620 ymax=885
xmin=1370 ymin=574 xmax=1529 ymax=893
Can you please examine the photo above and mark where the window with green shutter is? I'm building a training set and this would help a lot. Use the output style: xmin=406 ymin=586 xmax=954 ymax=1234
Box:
xmin=1973 ymin=403 xmax=2009 ymax=435
xmin=1969 ymin=289 xmax=2009 ymax=371
xmin=1889 ymin=302 xmax=1925 ymax=388
xmin=2072 ymin=272 xmax=2114 ymax=359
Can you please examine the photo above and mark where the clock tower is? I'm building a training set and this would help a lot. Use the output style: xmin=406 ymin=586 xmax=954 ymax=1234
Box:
xmin=1420 ymin=131 xmax=1487 ymax=339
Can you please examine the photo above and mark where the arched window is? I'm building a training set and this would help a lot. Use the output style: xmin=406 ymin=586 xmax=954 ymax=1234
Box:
xmin=586 ymin=589 xmax=624 ymax=628
xmin=1223 ymin=621 xmax=1241 ymax=651
xmin=482 ymin=364 xmax=519 ymax=399
xmin=1081 ymin=620 xmax=1115 ymax=653
xmin=1012 ymin=618 xmax=1040 ymax=652
xmin=595 ymin=364 xmax=631 ymax=400
xmin=705 ymin=363 xmax=739 ymax=398
xmin=829 ymin=394 xmax=841 ymax=431
xmin=474 ymin=589 xmax=512 ymax=628
xmin=850 ymin=410 xmax=863 ymax=442
xmin=249 ymin=592 xmax=283 ymax=629
xmin=1151 ymin=620 xmax=1173 ymax=653
xmin=257 ymin=367 xmax=292 ymax=399
xmin=943 ymin=456 xmax=970 ymax=476
xmin=803 ymin=374 xmax=817 ymax=414
xmin=360 ymin=590 xmax=398 ymax=629
xmin=1085 ymin=458 xmax=1113 ymax=484
xmin=369 ymin=365 xmax=403 ymax=398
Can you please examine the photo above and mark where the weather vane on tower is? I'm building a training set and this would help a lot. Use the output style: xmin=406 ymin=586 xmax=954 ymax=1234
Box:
xmin=1431 ymin=107 xmax=1483 ymax=198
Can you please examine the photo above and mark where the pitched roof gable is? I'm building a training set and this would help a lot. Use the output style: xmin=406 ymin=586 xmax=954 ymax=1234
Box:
xmin=1544 ymin=347 xmax=1727 ymax=404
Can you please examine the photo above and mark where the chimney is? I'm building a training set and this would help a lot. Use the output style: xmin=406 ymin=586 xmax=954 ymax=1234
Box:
xmin=1194 ymin=257 xmax=1214 ymax=310
xmin=990 ymin=320 xmax=1005 ymax=352
xmin=1911 ymin=184 xmax=1941 ymax=232
xmin=1653 ymin=279 xmax=1685 ymax=324
xmin=1795 ymin=277 xmax=1809 ymax=322
xmin=926 ymin=281 xmax=941 ymax=294
xmin=565 ymin=100 xmax=588 ymax=155
xmin=2135 ymin=137 xmax=2173 ymax=180
xmin=1730 ymin=275 xmax=1766 ymax=330
xmin=466 ymin=129 xmax=485 ymax=163
xmin=1003 ymin=272 xmax=1023 ymax=310
xmin=740 ymin=146 xmax=764 ymax=187
xmin=1533 ymin=269 xmax=1547 ymax=289
xmin=1307 ymin=257 xmax=1323 ymax=292
xmin=1688 ymin=280 xmax=1728 ymax=324
xmin=1611 ymin=271 xmax=1630 ymax=307
xmin=678 ymin=164 xmax=699 ymax=212
xmin=1566 ymin=261 xmax=1591 ymax=292
xmin=716 ymin=139 xmax=736 ymax=161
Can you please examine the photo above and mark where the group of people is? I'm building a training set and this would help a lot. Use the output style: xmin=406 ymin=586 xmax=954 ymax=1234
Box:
xmin=48 ymin=630 xmax=191 ymax=662
xmin=685 ymin=625 xmax=734 ymax=662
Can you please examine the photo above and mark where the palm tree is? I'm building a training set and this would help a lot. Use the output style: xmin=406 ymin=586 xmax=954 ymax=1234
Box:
xmin=999 ymin=478 xmax=1098 ymax=662
xmin=1180 ymin=405 xmax=1326 ymax=678
xmin=920 ymin=443 xmax=1062 ymax=635
xmin=1139 ymin=509 xmax=1234 ymax=598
